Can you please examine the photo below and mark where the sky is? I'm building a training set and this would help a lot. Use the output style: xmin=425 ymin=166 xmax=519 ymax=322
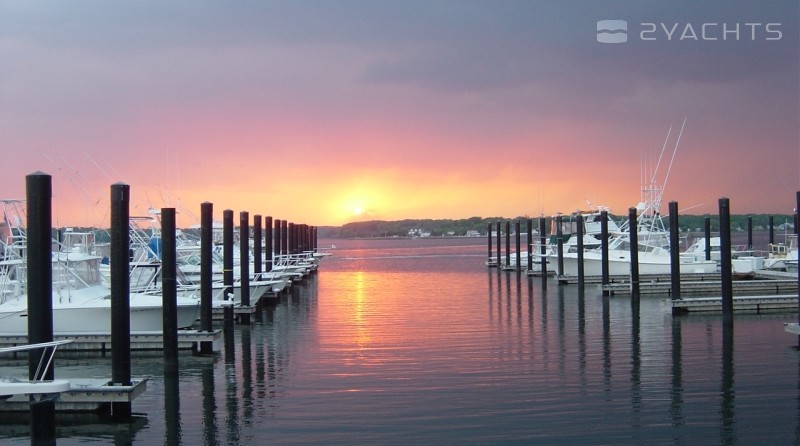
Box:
xmin=1 ymin=1 xmax=798 ymax=228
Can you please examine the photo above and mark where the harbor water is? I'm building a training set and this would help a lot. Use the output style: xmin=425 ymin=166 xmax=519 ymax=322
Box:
xmin=2 ymin=236 xmax=799 ymax=444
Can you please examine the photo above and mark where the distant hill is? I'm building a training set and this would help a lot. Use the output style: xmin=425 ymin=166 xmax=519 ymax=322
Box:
xmin=318 ymin=214 xmax=796 ymax=239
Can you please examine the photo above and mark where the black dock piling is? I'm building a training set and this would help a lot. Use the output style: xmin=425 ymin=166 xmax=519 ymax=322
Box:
xmin=628 ymin=207 xmax=640 ymax=301
xmin=26 ymin=172 xmax=54 ymax=379
xmin=796 ymin=192 xmax=799 ymax=346
xmin=487 ymin=223 xmax=493 ymax=266
xmin=281 ymin=220 xmax=288 ymax=256
xmin=253 ymin=215 xmax=263 ymax=321
xmin=239 ymin=211 xmax=251 ymax=325
xmin=161 ymin=207 xmax=179 ymax=374
xmin=199 ymin=202 xmax=214 ymax=355
xmin=26 ymin=172 xmax=56 ymax=445
xmin=495 ymin=222 xmax=501 ymax=270
xmin=273 ymin=219 xmax=283 ymax=259
xmin=539 ymin=217 xmax=548 ymax=287
xmin=668 ymin=202 xmax=681 ymax=304
xmin=288 ymin=222 xmax=295 ymax=254
xmin=719 ymin=198 xmax=733 ymax=324
xmin=110 ymin=183 xmax=132 ymax=417
xmin=253 ymin=214 xmax=262 ymax=277
xmin=747 ymin=216 xmax=753 ymax=253
xmin=515 ymin=220 xmax=521 ymax=272
xmin=223 ymin=210 xmax=234 ymax=331
xmin=704 ymin=217 xmax=712 ymax=261
xmin=576 ymin=214 xmax=584 ymax=289
xmin=556 ymin=215 xmax=564 ymax=277
xmin=600 ymin=210 xmax=610 ymax=296
xmin=527 ymin=218 xmax=533 ymax=272
xmin=769 ymin=215 xmax=775 ymax=246
xmin=265 ymin=217 xmax=274 ymax=273
xmin=505 ymin=221 xmax=511 ymax=269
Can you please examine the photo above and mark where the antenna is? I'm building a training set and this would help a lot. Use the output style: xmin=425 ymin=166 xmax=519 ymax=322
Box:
xmin=651 ymin=125 xmax=673 ymax=185
xmin=662 ymin=118 xmax=686 ymax=192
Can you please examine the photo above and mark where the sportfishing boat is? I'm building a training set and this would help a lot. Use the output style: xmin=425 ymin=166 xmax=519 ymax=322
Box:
xmin=0 ymin=247 xmax=200 ymax=335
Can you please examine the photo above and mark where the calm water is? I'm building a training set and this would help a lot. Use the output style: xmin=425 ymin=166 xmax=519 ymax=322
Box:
xmin=2 ymin=236 xmax=800 ymax=445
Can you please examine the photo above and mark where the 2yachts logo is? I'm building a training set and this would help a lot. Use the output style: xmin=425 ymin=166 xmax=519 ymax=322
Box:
xmin=597 ymin=20 xmax=628 ymax=43
xmin=597 ymin=20 xmax=782 ymax=43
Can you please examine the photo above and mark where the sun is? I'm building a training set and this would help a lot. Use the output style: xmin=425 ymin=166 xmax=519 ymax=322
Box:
xmin=353 ymin=206 xmax=364 ymax=216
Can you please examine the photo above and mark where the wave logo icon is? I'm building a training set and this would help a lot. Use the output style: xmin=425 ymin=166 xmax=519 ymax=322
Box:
xmin=597 ymin=20 xmax=628 ymax=43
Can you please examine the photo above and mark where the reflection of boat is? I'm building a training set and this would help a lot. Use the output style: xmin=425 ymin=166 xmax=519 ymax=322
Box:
xmin=0 ymin=340 xmax=72 ymax=400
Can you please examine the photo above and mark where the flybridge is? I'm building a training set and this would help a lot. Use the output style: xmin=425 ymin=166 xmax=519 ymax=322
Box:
xmin=639 ymin=22 xmax=782 ymax=41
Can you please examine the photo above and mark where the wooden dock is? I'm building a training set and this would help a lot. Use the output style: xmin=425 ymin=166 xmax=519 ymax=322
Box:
xmin=671 ymin=295 xmax=798 ymax=314
xmin=0 ymin=330 xmax=222 ymax=353
xmin=557 ymin=272 xmax=721 ymax=286
xmin=0 ymin=378 xmax=148 ymax=413
xmin=602 ymin=278 xmax=798 ymax=296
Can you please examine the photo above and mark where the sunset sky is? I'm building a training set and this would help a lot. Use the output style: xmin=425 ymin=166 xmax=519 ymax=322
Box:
xmin=2 ymin=1 xmax=798 ymax=228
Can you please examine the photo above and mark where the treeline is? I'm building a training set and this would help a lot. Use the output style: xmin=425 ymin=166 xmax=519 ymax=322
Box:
xmin=318 ymin=214 xmax=796 ymax=239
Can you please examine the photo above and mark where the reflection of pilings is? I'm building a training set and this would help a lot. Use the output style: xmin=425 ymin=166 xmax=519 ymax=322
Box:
xmin=631 ymin=289 xmax=642 ymax=424
xmin=242 ymin=327 xmax=254 ymax=427
xmin=671 ymin=318 xmax=684 ymax=434
xmin=162 ymin=208 xmax=179 ymax=373
xmin=27 ymin=172 xmax=56 ymax=445
xmin=669 ymin=202 xmax=681 ymax=303
xmin=602 ymin=294 xmax=611 ymax=396
xmin=577 ymin=282 xmax=586 ymax=396
xmin=720 ymin=323 xmax=736 ymax=443
xmin=199 ymin=202 xmax=214 ymax=355
xmin=201 ymin=360 xmax=218 ymax=445
xmin=163 ymin=372 xmax=181 ymax=445
xmin=719 ymin=198 xmax=733 ymax=323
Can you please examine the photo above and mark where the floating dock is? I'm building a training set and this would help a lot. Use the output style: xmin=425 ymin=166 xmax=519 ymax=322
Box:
xmin=0 ymin=330 xmax=222 ymax=353
xmin=0 ymin=378 xmax=148 ymax=413
xmin=602 ymin=278 xmax=797 ymax=296
xmin=671 ymin=295 xmax=798 ymax=314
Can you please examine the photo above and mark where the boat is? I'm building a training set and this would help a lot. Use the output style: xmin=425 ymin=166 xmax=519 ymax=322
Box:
xmin=0 ymin=206 xmax=199 ymax=335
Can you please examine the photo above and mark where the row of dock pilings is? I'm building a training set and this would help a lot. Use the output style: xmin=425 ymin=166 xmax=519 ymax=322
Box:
xmin=20 ymin=171 xmax=322 ymax=443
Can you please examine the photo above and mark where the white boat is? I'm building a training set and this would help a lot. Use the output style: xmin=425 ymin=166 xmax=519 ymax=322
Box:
xmin=0 ymin=340 xmax=72 ymax=399
xmin=763 ymin=234 xmax=798 ymax=271
xmin=0 ymin=248 xmax=200 ymax=335
xmin=558 ymin=234 xmax=717 ymax=276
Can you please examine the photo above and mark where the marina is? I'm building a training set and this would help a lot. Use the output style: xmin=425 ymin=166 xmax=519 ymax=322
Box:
xmin=5 ymin=236 xmax=799 ymax=444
